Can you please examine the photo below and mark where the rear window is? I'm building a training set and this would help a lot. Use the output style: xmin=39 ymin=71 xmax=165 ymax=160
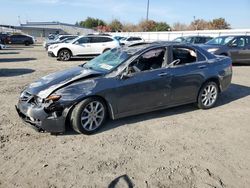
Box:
xmin=91 ymin=37 xmax=113 ymax=43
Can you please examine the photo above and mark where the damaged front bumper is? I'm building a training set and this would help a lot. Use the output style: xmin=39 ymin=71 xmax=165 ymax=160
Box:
xmin=15 ymin=97 xmax=67 ymax=133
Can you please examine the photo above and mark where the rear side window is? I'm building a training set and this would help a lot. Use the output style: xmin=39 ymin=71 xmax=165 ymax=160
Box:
xmin=172 ymin=47 xmax=197 ymax=65
xmin=231 ymin=37 xmax=246 ymax=47
xmin=91 ymin=37 xmax=113 ymax=43
xmin=197 ymin=51 xmax=206 ymax=61
xmin=194 ymin=37 xmax=204 ymax=44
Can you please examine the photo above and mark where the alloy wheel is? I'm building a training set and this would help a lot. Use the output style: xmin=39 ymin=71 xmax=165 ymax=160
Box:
xmin=60 ymin=51 xmax=70 ymax=61
xmin=80 ymin=101 xmax=105 ymax=131
xmin=201 ymin=84 xmax=218 ymax=107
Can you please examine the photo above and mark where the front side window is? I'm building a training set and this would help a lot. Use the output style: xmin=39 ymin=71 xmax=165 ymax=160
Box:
xmin=185 ymin=37 xmax=194 ymax=43
xmin=172 ymin=47 xmax=197 ymax=65
xmin=127 ymin=48 xmax=166 ymax=74
xmin=231 ymin=37 xmax=246 ymax=47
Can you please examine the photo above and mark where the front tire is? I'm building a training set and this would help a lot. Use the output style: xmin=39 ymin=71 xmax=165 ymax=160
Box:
xmin=24 ymin=41 xmax=30 ymax=46
xmin=197 ymin=82 xmax=219 ymax=109
xmin=58 ymin=49 xmax=71 ymax=61
xmin=70 ymin=98 xmax=107 ymax=134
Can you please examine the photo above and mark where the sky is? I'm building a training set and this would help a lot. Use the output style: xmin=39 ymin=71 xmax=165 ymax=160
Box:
xmin=0 ymin=0 xmax=250 ymax=28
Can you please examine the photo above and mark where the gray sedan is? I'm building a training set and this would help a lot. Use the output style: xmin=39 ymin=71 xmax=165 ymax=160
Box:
xmin=16 ymin=42 xmax=232 ymax=134
xmin=201 ymin=35 xmax=250 ymax=63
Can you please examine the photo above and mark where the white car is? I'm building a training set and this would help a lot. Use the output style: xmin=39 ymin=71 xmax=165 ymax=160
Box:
xmin=120 ymin=36 xmax=144 ymax=46
xmin=43 ymin=34 xmax=77 ymax=48
xmin=48 ymin=35 xmax=120 ymax=61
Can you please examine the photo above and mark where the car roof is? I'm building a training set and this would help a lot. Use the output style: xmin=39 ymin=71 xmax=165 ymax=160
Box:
xmin=214 ymin=35 xmax=248 ymax=38
xmin=121 ymin=41 xmax=189 ymax=54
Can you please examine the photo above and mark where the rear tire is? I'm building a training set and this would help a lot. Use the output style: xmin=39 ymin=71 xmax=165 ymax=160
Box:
xmin=197 ymin=81 xmax=219 ymax=109
xmin=58 ymin=49 xmax=71 ymax=61
xmin=70 ymin=97 xmax=107 ymax=134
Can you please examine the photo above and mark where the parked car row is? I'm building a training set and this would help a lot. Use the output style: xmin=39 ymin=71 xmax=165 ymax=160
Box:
xmin=201 ymin=35 xmax=250 ymax=63
xmin=47 ymin=35 xmax=133 ymax=61
xmin=0 ymin=33 xmax=35 ymax=46
xmin=173 ymin=35 xmax=250 ymax=63
xmin=173 ymin=36 xmax=213 ymax=44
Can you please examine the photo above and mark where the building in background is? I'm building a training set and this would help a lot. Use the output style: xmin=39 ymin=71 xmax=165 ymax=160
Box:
xmin=0 ymin=25 xmax=21 ymax=33
xmin=17 ymin=22 xmax=94 ymax=37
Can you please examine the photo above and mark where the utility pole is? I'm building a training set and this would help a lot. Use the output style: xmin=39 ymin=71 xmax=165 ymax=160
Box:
xmin=146 ymin=0 xmax=150 ymax=21
xmin=193 ymin=16 xmax=197 ymax=30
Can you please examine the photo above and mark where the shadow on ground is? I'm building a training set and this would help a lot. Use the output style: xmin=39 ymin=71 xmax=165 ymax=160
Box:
xmin=0 ymin=52 xmax=20 ymax=55
xmin=0 ymin=58 xmax=36 ymax=63
xmin=0 ymin=68 xmax=35 ymax=77
xmin=108 ymin=174 xmax=134 ymax=188
xmin=51 ymin=83 xmax=250 ymax=136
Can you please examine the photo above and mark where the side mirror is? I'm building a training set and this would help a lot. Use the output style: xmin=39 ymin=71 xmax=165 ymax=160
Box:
xmin=169 ymin=59 xmax=181 ymax=67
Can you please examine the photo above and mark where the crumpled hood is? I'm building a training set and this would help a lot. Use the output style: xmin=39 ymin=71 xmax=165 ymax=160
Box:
xmin=26 ymin=66 xmax=102 ymax=98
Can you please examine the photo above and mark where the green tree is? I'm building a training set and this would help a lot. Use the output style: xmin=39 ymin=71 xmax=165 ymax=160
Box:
xmin=80 ymin=17 xmax=106 ymax=29
xmin=210 ymin=18 xmax=230 ymax=29
xmin=138 ymin=20 xmax=157 ymax=31
xmin=109 ymin=19 xmax=123 ymax=32
xmin=155 ymin=22 xmax=171 ymax=31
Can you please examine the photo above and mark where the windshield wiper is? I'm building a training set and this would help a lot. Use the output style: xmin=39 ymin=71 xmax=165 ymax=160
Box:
xmin=80 ymin=64 xmax=94 ymax=70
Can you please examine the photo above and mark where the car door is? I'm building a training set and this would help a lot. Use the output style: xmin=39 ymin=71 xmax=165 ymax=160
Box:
xmin=10 ymin=35 xmax=20 ymax=44
xmin=90 ymin=37 xmax=112 ymax=54
xmin=228 ymin=36 xmax=249 ymax=62
xmin=113 ymin=48 xmax=172 ymax=115
xmin=168 ymin=45 xmax=208 ymax=105
xmin=72 ymin=37 xmax=92 ymax=55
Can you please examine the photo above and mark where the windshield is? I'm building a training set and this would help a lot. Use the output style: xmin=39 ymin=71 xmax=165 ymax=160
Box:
xmin=71 ymin=36 xmax=82 ymax=43
xmin=206 ymin=36 xmax=234 ymax=45
xmin=120 ymin=37 xmax=127 ymax=41
xmin=83 ymin=48 xmax=131 ymax=73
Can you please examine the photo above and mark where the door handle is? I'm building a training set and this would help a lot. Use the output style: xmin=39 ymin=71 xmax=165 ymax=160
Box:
xmin=198 ymin=65 xmax=207 ymax=69
xmin=158 ymin=72 xmax=169 ymax=77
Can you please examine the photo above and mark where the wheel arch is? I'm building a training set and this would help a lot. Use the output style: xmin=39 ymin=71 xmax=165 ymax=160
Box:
xmin=102 ymin=48 xmax=111 ymax=53
xmin=65 ymin=95 xmax=115 ymax=129
xmin=57 ymin=48 xmax=73 ymax=57
xmin=197 ymin=77 xmax=221 ymax=101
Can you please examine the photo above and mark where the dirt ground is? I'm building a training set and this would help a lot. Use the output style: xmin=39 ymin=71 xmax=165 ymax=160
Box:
xmin=0 ymin=45 xmax=250 ymax=188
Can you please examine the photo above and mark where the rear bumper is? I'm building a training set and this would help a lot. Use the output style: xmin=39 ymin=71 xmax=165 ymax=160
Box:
xmin=15 ymin=102 xmax=66 ymax=133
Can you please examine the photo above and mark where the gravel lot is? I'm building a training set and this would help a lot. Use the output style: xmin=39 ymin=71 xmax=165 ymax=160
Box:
xmin=0 ymin=45 xmax=250 ymax=188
